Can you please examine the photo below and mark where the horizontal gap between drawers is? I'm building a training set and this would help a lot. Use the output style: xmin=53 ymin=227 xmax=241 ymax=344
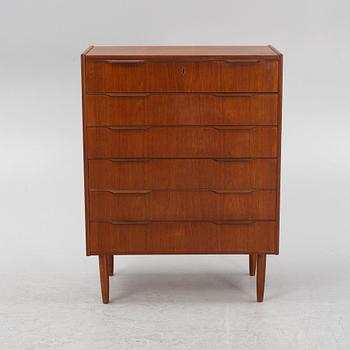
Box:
xmin=87 ymin=92 xmax=279 ymax=96
xmin=88 ymin=157 xmax=278 ymax=160
xmin=87 ymin=57 xmax=279 ymax=62
xmin=86 ymin=124 xmax=278 ymax=129
xmin=90 ymin=220 xmax=277 ymax=225
xmin=89 ymin=188 xmax=276 ymax=193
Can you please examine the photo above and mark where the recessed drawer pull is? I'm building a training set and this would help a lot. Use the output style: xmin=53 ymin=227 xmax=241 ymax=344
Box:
xmin=106 ymin=190 xmax=152 ymax=195
xmin=103 ymin=59 xmax=145 ymax=64
xmin=111 ymin=220 xmax=150 ymax=225
xmin=109 ymin=158 xmax=151 ymax=163
xmin=211 ymin=189 xmax=255 ymax=194
xmin=213 ymin=158 xmax=255 ymax=163
xmin=224 ymin=59 xmax=260 ymax=64
xmin=105 ymin=93 xmax=151 ymax=98
xmin=213 ymin=126 xmax=256 ymax=131
xmin=213 ymin=93 xmax=254 ymax=98
xmin=211 ymin=220 xmax=257 ymax=225
xmin=107 ymin=126 xmax=151 ymax=131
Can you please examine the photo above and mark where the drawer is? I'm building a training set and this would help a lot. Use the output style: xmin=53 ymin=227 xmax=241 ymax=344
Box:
xmin=89 ymin=221 xmax=277 ymax=254
xmin=87 ymin=126 xmax=277 ymax=158
xmin=89 ymin=190 xmax=276 ymax=221
xmin=86 ymin=60 xmax=278 ymax=92
xmin=89 ymin=158 xmax=277 ymax=190
xmin=86 ymin=93 xmax=278 ymax=126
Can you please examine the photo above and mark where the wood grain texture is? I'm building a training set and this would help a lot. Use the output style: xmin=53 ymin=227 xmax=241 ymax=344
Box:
xmin=98 ymin=255 xmax=109 ymax=304
xmin=86 ymin=46 xmax=279 ymax=59
xmin=86 ymin=60 xmax=278 ymax=93
xmin=257 ymin=254 xmax=267 ymax=302
xmin=249 ymin=254 xmax=257 ymax=276
xmin=274 ymin=51 xmax=283 ymax=255
xmin=107 ymin=255 xmax=114 ymax=276
xmin=88 ymin=158 xmax=277 ymax=190
xmin=86 ymin=93 xmax=278 ymax=126
xmin=87 ymin=126 xmax=277 ymax=158
xmin=89 ymin=222 xmax=276 ymax=254
xmin=81 ymin=47 xmax=93 ymax=255
xmin=89 ymin=190 xmax=276 ymax=221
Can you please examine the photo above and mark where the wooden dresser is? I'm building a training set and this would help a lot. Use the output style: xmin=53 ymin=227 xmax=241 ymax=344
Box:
xmin=81 ymin=46 xmax=283 ymax=303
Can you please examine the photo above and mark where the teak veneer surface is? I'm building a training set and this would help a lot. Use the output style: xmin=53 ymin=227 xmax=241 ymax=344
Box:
xmin=88 ymin=158 xmax=277 ymax=190
xmin=89 ymin=222 xmax=277 ymax=255
xmin=86 ymin=93 xmax=278 ymax=126
xmin=87 ymin=126 xmax=278 ymax=158
xmin=86 ymin=45 xmax=278 ymax=58
xmin=89 ymin=190 xmax=277 ymax=221
xmin=86 ymin=60 xmax=278 ymax=92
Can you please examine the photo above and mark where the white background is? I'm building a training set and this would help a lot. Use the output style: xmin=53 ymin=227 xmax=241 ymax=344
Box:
xmin=1 ymin=1 xmax=350 ymax=349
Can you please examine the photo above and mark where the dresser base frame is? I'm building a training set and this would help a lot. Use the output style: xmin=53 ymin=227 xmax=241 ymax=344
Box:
xmin=97 ymin=254 xmax=267 ymax=303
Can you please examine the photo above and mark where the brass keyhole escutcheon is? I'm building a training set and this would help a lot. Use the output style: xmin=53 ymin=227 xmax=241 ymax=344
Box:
xmin=181 ymin=67 xmax=186 ymax=75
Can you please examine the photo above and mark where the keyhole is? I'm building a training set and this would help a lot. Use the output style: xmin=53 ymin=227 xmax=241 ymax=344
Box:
xmin=181 ymin=67 xmax=186 ymax=75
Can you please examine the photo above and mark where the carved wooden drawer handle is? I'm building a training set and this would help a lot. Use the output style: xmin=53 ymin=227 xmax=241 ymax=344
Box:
xmin=111 ymin=221 xmax=150 ymax=225
xmin=224 ymin=59 xmax=260 ymax=64
xmin=91 ymin=189 xmax=152 ymax=195
xmin=211 ymin=220 xmax=257 ymax=225
xmin=213 ymin=158 xmax=255 ymax=163
xmin=213 ymin=93 xmax=254 ymax=98
xmin=109 ymin=158 xmax=151 ymax=163
xmin=103 ymin=59 xmax=145 ymax=64
xmin=211 ymin=189 xmax=255 ymax=194
xmin=213 ymin=126 xmax=256 ymax=131
xmin=107 ymin=126 xmax=151 ymax=131
xmin=105 ymin=93 xmax=151 ymax=98
xmin=108 ymin=190 xmax=152 ymax=195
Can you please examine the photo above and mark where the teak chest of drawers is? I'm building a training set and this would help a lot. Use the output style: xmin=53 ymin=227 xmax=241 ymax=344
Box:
xmin=81 ymin=45 xmax=283 ymax=303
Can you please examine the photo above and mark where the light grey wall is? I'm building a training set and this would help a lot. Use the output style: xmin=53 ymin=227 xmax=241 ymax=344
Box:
xmin=1 ymin=0 xmax=350 ymax=274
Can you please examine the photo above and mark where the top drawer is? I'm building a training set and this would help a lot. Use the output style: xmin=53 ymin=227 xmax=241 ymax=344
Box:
xmin=86 ymin=59 xmax=279 ymax=93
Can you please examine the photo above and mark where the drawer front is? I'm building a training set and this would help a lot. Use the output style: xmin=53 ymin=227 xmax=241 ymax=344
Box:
xmin=89 ymin=190 xmax=276 ymax=221
xmin=89 ymin=221 xmax=277 ymax=254
xmin=86 ymin=60 xmax=278 ymax=92
xmin=86 ymin=93 xmax=278 ymax=126
xmin=89 ymin=158 xmax=277 ymax=190
xmin=87 ymin=126 xmax=277 ymax=158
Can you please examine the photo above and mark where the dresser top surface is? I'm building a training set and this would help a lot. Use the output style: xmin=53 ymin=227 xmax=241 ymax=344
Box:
xmin=85 ymin=45 xmax=280 ymax=58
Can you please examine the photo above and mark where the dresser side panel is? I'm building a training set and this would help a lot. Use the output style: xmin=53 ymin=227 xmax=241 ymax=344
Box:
xmin=82 ymin=47 xmax=93 ymax=255
xmin=275 ymin=53 xmax=283 ymax=255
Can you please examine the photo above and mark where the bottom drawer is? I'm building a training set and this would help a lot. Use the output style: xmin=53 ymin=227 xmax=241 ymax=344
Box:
xmin=88 ymin=221 xmax=277 ymax=254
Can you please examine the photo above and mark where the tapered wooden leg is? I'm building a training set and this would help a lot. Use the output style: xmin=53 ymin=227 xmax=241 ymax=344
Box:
xmin=249 ymin=254 xmax=257 ymax=276
xmin=107 ymin=255 xmax=114 ymax=276
xmin=256 ymin=254 xmax=266 ymax=302
xmin=99 ymin=255 xmax=109 ymax=304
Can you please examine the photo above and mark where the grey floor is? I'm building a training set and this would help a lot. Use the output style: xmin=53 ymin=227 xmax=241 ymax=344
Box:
xmin=1 ymin=252 xmax=350 ymax=350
